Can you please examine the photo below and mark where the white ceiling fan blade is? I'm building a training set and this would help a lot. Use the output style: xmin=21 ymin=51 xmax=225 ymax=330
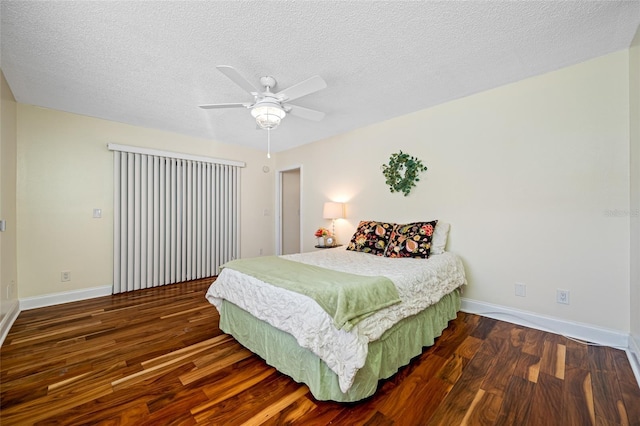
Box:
xmin=287 ymin=104 xmax=325 ymax=121
xmin=199 ymin=103 xmax=250 ymax=109
xmin=216 ymin=65 xmax=259 ymax=95
xmin=275 ymin=75 xmax=327 ymax=102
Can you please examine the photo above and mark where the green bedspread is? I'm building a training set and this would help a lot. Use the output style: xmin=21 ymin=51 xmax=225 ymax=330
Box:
xmin=222 ymin=256 xmax=401 ymax=331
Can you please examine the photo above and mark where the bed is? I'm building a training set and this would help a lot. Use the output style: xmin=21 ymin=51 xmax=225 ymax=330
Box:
xmin=205 ymin=220 xmax=467 ymax=402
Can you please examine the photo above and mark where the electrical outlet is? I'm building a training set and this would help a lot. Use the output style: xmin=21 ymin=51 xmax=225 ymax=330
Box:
xmin=61 ymin=271 xmax=71 ymax=282
xmin=515 ymin=283 xmax=526 ymax=297
xmin=557 ymin=289 xmax=570 ymax=305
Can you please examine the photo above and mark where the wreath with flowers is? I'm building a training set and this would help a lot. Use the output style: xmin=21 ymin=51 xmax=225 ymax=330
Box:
xmin=381 ymin=151 xmax=428 ymax=196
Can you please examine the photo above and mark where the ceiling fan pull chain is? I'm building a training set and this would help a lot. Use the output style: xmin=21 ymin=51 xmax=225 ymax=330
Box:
xmin=267 ymin=128 xmax=271 ymax=159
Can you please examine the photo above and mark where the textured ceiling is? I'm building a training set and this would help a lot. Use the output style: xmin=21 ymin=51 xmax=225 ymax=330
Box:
xmin=1 ymin=1 xmax=639 ymax=154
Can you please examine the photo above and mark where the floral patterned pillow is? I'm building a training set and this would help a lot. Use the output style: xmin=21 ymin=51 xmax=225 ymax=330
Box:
xmin=346 ymin=220 xmax=395 ymax=256
xmin=385 ymin=220 xmax=438 ymax=258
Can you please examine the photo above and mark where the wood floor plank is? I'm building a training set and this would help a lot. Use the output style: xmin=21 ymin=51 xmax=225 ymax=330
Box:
xmin=512 ymin=352 xmax=541 ymax=383
xmin=521 ymin=328 xmax=546 ymax=357
xmin=565 ymin=339 xmax=590 ymax=369
xmin=336 ymin=410 xmax=388 ymax=426
xmin=195 ymin=363 xmax=278 ymax=410
xmin=564 ymin=366 xmax=596 ymax=425
xmin=431 ymin=319 xmax=475 ymax=359
xmin=469 ymin=316 xmax=498 ymax=340
xmin=435 ymin=352 xmax=467 ymax=385
xmin=402 ymin=377 xmax=454 ymax=426
xmin=611 ymin=348 xmax=638 ymax=385
xmin=591 ymin=370 xmax=627 ymax=424
xmin=229 ymin=387 xmax=309 ymax=426
xmin=259 ymin=395 xmax=318 ymax=426
xmin=480 ymin=325 xmax=522 ymax=361
xmin=540 ymin=339 xmax=567 ymax=380
xmin=192 ymin=375 xmax=302 ymax=425
xmin=178 ymin=346 xmax=253 ymax=386
xmin=378 ymin=355 xmax=451 ymax=426
xmin=589 ymin=344 xmax=618 ymax=372
xmin=426 ymin=351 xmax=495 ymax=425
xmin=494 ymin=375 xmax=535 ymax=425
xmin=286 ymin=400 xmax=347 ymax=425
xmin=484 ymin=351 xmax=519 ymax=393
xmin=526 ymin=372 xmax=564 ymax=426
xmin=1 ymin=277 xmax=638 ymax=425
xmin=37 ymin=359 xmax=199 ymax=425
xmin=0 ymin=382 xmax=113 ymax=425
xmin=459 ymin=388 xmax=503 ymax=425
xmin=140 ymin=334 xmax=232 ymax=369
xmin=454 ymin=335 xmax=484 ymax=360
xmin=618 ymin=379 xmax=640 ymax=424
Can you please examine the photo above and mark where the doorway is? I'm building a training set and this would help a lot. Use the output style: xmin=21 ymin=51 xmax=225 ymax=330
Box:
xmin=277 ymin=167 xmax=302 ymax=255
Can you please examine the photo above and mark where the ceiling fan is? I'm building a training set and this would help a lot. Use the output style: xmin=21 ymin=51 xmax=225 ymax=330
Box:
xmin=199 ymin=65 xmax=327 ymax=131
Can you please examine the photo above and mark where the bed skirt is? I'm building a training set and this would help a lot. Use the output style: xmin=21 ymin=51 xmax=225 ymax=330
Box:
xmin=218 ymin=288 xmax=460 ymax=402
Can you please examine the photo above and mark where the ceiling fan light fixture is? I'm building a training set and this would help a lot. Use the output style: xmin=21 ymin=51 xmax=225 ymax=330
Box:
xmin=251 ymin=102 xmax=286 ymax=129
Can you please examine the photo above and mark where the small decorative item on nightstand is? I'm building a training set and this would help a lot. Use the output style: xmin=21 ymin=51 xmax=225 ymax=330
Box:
xmin=314 ymin=227 xmax=330 ymax=247
xmin=325 ymin=236 xmax=335 ymax=247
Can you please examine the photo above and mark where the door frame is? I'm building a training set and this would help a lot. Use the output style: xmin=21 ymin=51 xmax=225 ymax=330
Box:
xmin=275 ymin=165 xmax=303 ymax=255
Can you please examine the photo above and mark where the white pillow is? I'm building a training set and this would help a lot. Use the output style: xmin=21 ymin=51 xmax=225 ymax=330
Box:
xmin=430 ymin=222 xmax=450 ymax=255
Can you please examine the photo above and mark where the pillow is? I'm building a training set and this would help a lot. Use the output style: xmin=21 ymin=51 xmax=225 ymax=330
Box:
xmin=346 ymin=220 xmax=395 ymax=256
xmin=385 ymin=220 xmax=438 ymax=258
xmin=430 ymin=222 xmax=450 ymax=255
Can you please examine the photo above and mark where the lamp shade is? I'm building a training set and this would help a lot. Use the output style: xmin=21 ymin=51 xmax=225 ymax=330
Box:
xmin=323 ymin=202 xmax=345 ymax=219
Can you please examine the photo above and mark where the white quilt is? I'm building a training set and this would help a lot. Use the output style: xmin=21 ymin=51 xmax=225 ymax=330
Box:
xmin=205 ymin=247 xmax=466 ymax=392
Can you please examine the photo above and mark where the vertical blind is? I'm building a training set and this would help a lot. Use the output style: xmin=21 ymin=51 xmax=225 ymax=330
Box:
xmin=109 ymin=144 xmax=243 ymax=294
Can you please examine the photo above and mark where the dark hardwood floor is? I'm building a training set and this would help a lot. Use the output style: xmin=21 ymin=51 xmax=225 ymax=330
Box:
xmin=1 ymin=278 xmax=639 ymax=425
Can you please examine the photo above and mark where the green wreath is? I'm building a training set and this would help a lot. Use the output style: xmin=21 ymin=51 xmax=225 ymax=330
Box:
xmin=381 ymin=151 xmax=428 ymax=196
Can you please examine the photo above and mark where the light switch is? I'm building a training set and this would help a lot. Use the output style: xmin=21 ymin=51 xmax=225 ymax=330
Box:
xmin=0 ymin=220 xmax=5 ymax=232
xmin=93 ymin=208 xmax=102 ymax=218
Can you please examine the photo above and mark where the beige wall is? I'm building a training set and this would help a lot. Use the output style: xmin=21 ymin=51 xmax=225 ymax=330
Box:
xmin=16 ymin=105 xmax=275 ymax=298
xmin=276 ymin=51 xmax=631 ymax=332
xmin=0 ymin=69 xmax=18 ymax=320
xmin=630 ymin=26 xmax=640 ymax=347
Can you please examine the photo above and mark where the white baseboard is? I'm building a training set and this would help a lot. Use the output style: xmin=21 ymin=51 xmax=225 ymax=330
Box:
xmin=0 ymin=300 xmax=20 ymax=347
xmin=628 ymin=335 xmax=640 ymax=387
xmin=20 ymin=285 xmax=112 ymax=311
xmin=461 ymin=298 xmax=629 ymax=349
